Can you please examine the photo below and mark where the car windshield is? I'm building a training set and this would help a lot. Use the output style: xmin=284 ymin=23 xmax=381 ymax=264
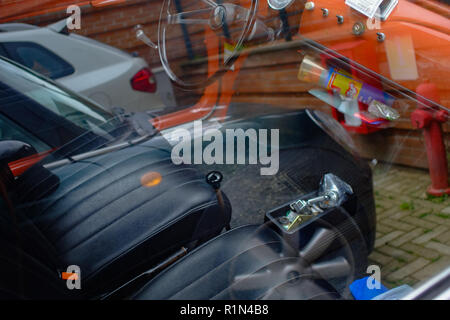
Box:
xmin=0 ymin=0 xmax=449 ymax=302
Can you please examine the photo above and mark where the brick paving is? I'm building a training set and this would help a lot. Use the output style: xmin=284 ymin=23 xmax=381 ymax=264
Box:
xmin=369 ymin=164 xmax=450 ymax=289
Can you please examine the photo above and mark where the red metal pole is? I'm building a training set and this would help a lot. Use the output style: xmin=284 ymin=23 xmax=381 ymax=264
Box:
xmin=410 ymin=83 xmax=450 ymax=196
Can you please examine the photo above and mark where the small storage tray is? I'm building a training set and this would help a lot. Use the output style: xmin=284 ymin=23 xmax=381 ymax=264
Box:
xmin=265 ymin=193 xmax=358 ymax=250
xmin=265 ymin=192 xmax=320 ymax=235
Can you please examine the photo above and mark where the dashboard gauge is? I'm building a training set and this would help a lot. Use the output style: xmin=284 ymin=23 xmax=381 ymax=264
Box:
xmin=267 ymin=0 xmax=295 ymax=10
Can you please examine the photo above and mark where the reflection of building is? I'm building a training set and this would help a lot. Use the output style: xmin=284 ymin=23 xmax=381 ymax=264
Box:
xmin=4 ymin=0 xmax=449 ymax=171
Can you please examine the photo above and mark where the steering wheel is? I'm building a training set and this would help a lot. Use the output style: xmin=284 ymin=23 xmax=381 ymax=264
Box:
xmin=158 ymin=0 xmax=259 ymax=89
xmin=226 ymin=211 xmax=367 ymax=300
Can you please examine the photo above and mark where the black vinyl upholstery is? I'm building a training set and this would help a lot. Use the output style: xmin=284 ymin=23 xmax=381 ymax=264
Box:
xmin=0 ymin=110 xmax=372 ymax=300
xmin=131 ymin=225 xmax=340 ymax=300
xmin=2 ymin=136 xmax=231 ymax=297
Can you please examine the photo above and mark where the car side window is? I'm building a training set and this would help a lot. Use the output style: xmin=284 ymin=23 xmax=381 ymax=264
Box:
xmin=0 ymin=42 xmax=74 ymax=79
xmin=0 ymin=114 xmax=50 ymax=153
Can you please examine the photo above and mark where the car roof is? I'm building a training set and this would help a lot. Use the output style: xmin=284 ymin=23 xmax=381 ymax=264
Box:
xmin=0 ymin=23 xmax=38 ymax=32
xmin=0 ymin=20 xmax=134 ymax=59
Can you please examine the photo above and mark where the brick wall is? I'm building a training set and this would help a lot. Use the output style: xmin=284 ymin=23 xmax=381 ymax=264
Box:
xmin=15 ymin=0 xmax=450 ymax=171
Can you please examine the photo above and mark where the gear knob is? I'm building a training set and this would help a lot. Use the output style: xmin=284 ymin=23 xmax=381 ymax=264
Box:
xmin=206 ymin=171 xmax=230 ymax=231
xmin=206 ymin=171 xmax=223 ymax=190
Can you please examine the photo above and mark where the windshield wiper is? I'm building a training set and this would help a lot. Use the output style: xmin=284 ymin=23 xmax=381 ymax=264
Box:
xmin=43 ymin=132 xmax=157 ymax=171
xmin=41 ymin=109 xmax=159 ymax=169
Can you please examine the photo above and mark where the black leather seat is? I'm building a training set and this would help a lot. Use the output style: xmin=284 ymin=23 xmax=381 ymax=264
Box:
xmin=3 ymin=136 xmax=231 ymax=296
xmin=131 ymin=225 xmax=340 ymax=300
xmin=0 ymin=138 xmax=339 ymax=300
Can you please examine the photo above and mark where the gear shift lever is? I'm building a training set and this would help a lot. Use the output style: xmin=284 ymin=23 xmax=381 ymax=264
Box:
xmin=206 ymin=171 xmax=231 ymax=231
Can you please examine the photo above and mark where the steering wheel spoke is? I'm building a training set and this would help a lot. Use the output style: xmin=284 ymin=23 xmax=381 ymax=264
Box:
xmin=299 ymin=227 xmax=336 ymax=263
xmin=201 ymin=0 xmax=218 ymax=8
xmin=308 ymin=256 xmax=352 ymax=280
xmin=168 ymin=8 xmax=213 ymax=25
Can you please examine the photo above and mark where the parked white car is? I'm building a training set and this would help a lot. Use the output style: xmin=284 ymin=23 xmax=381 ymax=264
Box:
xmin=0 ymin=21 xmax=176 ymax=113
